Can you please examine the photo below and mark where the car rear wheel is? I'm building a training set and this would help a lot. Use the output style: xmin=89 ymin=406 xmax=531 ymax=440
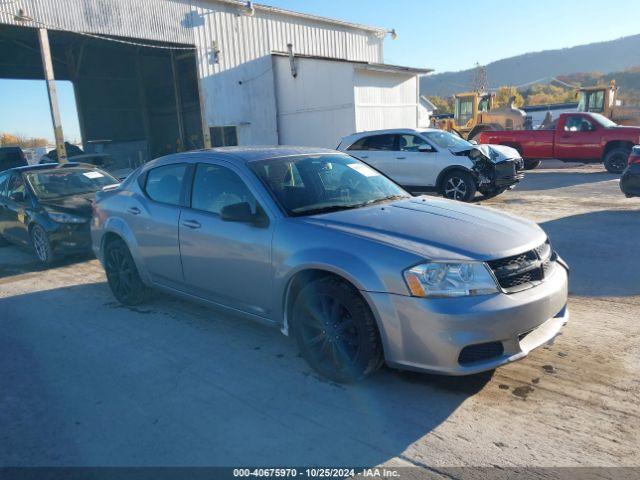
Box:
xmin=441 ymin=170 xmax=477 ymax=202
xmin=292 ymin=277 xmax=382 ymax=383
xmin=30 ymin=224 xmax=55 ymax=264
xmin=603 ymin=147 xmax=629 ymax=174
xmin=104 ymin=238 xmax=151 ymax=306
xmin=523 ymin=159 xmax=541 ymax=170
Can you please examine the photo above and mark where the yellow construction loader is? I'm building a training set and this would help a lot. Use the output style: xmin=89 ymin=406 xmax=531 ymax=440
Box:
xmin=434 ymin=91 xmax=528 ymax=140
xmin=577 ymin=80 xmax=640 ymax=126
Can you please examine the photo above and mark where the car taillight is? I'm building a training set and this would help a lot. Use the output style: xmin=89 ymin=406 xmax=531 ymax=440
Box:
xmin=629 ymin=154 xmax=640 ymax=165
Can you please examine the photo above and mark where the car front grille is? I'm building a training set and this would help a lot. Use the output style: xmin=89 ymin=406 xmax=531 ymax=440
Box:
xmin=487 ymin=240 xmax=555 ymax=293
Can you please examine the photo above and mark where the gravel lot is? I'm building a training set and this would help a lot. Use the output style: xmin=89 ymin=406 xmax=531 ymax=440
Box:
xmin=1 ymin=162 xmax=638 ymax=469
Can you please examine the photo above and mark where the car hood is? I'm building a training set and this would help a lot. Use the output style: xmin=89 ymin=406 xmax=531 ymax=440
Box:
xmin=302 ymin=197 xmax=546 ymax=261
xmin=39 ymin=193 xmax=95 ymax=217
xmin=450 ymin=144 xmax=521 ymax=163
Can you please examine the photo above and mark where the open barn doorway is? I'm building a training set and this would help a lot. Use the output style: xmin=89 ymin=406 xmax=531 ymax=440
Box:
xmin=0 ymin=24 xmax=203 ymax=169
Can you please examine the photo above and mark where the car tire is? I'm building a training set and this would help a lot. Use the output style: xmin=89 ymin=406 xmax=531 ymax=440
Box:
xmin=523 ymin=159 xmax=541 ymax=170
xmin=603 ymin=147 xmax=630 ymax=174
xmin=292 ymin=277 xmax=382 ymax=383
xmin=441 ymin=170 xmax=477 ymax=202
xmin=30 ymin=224 xmax=55 ymax=264
xmin=104 ymin=238 xmax=152 ymax=306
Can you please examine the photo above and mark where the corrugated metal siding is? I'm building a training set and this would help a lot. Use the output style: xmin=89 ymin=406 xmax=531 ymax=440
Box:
xmin=0 ymin=0 xmax=384 ymax=63
xmin=354 ymin=69 xmax=419 ymax=131
xmin=191 ymin=1 xmax=384 ymax=78
xmin=273 ymin=56 xmax=356 ymax=148
xmin=0 ymin=0 xmax=194 ymax=44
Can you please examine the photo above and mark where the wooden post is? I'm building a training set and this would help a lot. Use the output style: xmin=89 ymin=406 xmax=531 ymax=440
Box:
xmin=170 ymin=51 xmax=186 ymax=150
xmin=38 ymin=28 xmax=67 ymax=163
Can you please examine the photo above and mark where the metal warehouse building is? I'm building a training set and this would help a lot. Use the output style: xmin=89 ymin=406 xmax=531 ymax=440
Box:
xmin=0 ymin=0 xmax=430 ymax=163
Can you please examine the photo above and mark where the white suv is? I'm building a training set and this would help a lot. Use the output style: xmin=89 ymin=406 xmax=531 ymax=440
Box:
xmin=338 ymin=128 xmax=524 ymax=202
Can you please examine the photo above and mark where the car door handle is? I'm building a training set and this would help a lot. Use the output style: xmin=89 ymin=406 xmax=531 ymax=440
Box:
xmin=181 ymin=219 xmax=201 ymax=229
xmin=359 ymin=155 xmax=369 ymax=159
xmin=396 ymin=156 xmax=406 ymax=160
xmin=127 ymin=207 xmax=141 ymax=215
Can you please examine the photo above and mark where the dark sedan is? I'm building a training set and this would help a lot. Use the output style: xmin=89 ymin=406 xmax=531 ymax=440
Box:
xmin=620 ymin=146 xmax=640 ymax=198
xmin=0 ymin=163 xmax=119 ymax=263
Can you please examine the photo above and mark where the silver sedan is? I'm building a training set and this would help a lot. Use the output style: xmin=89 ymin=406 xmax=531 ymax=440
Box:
xmin=91 ymin=147 xmax=569 ymax=383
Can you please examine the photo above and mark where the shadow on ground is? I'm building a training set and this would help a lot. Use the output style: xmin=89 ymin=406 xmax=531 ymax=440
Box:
xmin=516 ymin=171 xmax=617 ymax=192
xmin=541 ymin=209 xmax=640 ymax=297
xmin=0 ymin=282 xmax=492 ymax=467
xmin=0 ymin=245 xmax=92 ymax=279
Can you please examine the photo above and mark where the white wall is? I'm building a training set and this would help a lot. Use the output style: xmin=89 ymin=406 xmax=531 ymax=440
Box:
xmin=273 ymin=56 xmax=357 ymax=148
xmin=190 ymin=1 xmax=386 ymax=143
xmin=200 ymin=55 xmax=279 ymax=145
xmin=354 ymin=69 xmax=419 ymax=132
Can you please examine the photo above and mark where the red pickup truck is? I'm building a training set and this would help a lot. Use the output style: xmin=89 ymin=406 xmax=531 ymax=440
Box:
xmin=477 ymin=112 xmax=640 ymax=173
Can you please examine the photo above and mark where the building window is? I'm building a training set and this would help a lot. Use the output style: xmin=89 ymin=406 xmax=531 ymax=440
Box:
xmin=210 ymin=126 xmax=238 ymax=147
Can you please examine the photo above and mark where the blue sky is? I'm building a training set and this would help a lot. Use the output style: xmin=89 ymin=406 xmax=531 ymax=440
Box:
xmin=1 ymin=0 xmax=639 ymax=142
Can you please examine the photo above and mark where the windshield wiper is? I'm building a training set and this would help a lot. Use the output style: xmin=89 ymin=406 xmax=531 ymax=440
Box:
xmin=360 ymin=194 xmax=408 ymax=207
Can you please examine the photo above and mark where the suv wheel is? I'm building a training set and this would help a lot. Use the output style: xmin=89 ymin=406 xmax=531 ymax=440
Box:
xmin=30 ymin=224 xmax=55 ymax=264
xmin=603 ymin=147 xmax=629 ymax=174
xmin=441 ymin=170 xmax=477 ymax=202
xmin=104 ymin=238 xmax=151 ymax=305
xmin=292 ymin=277 xmax=382 ymax=383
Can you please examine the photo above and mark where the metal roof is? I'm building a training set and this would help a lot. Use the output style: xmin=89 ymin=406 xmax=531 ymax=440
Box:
xmin=213 ymin=0 xmax=388 ymax=34
xmin=271 ymin=51 xmax=432 ymax=75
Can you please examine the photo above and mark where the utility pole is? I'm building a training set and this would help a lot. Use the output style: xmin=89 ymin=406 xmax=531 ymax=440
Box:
xmin=38 ymin=28 xmax=67 ymax=163
xmin=471 ymin=62 xmax=487 ymax=93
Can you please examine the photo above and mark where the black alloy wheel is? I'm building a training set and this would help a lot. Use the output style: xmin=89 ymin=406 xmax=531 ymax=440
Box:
xmin=292 ymin=277 xmax=382 ymax=383
xmin=104 ymin=239 xmax=151 ymax=305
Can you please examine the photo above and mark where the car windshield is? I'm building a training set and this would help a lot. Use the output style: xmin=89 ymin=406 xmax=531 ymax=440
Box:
xmin=250 ymin=154 xmax=409 ymax=216
xmin=422 ymin=130 xmax=472 ymax=150
xmin=25 ymin=167 xmax=119 ymax=200
xmin=589 ymin=113 xmax=618 ymax=128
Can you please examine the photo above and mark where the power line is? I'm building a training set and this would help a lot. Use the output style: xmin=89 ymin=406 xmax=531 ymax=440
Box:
xmin=0 ymin=7 xmax=196 ymax=51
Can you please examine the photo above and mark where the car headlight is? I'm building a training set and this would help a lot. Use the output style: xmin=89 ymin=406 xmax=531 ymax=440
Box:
xmin=47 ymin=211 xmax=88 ymax=224
xmin=403 ymin=261 xmax=499 ymax=298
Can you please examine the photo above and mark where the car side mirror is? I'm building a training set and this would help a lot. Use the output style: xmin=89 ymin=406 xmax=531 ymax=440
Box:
xmin=418 ymin=144 xmax=435 ymax=153
xmin=9 ymin=191 xmax=25 ymax=203
xmin=221 ymin=202 xmax=268 ymax=227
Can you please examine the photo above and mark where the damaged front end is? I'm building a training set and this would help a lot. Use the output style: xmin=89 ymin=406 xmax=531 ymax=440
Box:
xmin=452 ymin=144 xmax=525 ymax=195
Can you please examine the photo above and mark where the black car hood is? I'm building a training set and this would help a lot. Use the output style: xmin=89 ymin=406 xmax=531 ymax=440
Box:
xmin=39 ymin=193 xmax=94 ymax=217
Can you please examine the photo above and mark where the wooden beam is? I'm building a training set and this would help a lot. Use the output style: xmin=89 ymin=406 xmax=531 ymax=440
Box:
xmin=170 ymin=51 xmax=186 ymax=150
xmin=38 ymin=29 xmax=67 ymax=163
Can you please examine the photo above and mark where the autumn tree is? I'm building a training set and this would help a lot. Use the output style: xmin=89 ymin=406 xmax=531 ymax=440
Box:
xmin=427 ymin=95 xmax=455 ymax=114
xmin=494 ymin=86 xmax=524 ymax=108
xmin=0 ymin=132 xmax=49 ymax=148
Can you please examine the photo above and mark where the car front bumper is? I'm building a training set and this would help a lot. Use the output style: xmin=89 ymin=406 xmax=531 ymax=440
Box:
xmin=363 ymin=260 xmax=569 ymax=375
xmin=620 ymin=164 xmax=640 ymax=197
xmin=48 ymin=222 xmax=93 ymax=254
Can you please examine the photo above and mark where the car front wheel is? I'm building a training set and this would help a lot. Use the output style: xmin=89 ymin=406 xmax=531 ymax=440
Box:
xmin=30 ymin=224 xmax=55 ymax=264
xmin=441 ymin=170 xmax=477 ymax=202
xmin=104 ymin=238 xmax=151 ymax=305
xmin=292 ymin=277 xmax=382 ymax=383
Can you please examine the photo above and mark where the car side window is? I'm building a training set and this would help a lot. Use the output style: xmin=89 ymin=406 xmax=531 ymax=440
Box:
xmin=348 ymin=134 xmax=396 ymax=151
xmin=399 ymin=134 xmax=428 ymax=152
xmin=190 ymin=163 xmax=261 ymax=216
xmin=144 ymin=163 xmax=187 ymax=205
xmin=7 ymin=174 xmax=26 ymax=202
xmin=564 ymin=116 xmax=594 ymax=132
